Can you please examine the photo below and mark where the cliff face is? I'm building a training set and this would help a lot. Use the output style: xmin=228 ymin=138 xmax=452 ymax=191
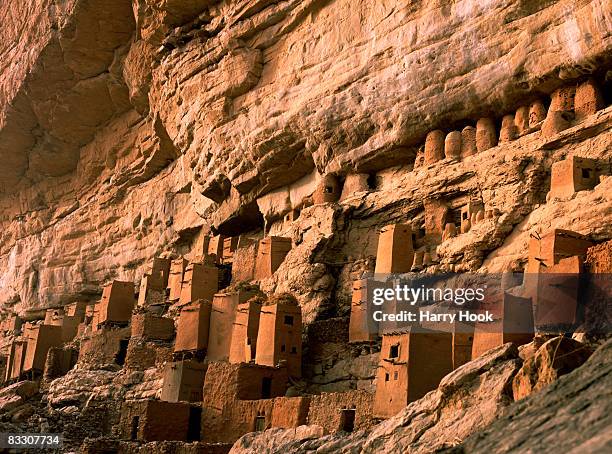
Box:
xmin=1 ymin=0 xmax=611 ymax=317
xmin=0 ymin=1 xmax=611 ymax=452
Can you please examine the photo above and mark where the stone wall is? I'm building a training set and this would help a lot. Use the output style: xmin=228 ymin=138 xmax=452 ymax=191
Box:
xmin=306 ymin=390 xmax=375 ymax=434
xmin=130 ymin=314 xmax=175 ymax=342
xmin=78 ymin=327 xmax=131 ymax=369
xmin=124 ymin=339 xmax=173 ymax=371
xmin=270 ymin=397 xmax=311 ymax=429
xmin=304 ymin=317 xmax=379 ymax=393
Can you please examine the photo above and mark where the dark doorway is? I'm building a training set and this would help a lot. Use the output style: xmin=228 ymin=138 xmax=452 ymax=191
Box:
xmin=340 ymin=409 xmax=356 ymax=432
xmin=187 ymin=406 xmax=202 ymax=441
xmin=447 ymin=208 xmax=462 ymax=226
xmin=367 ymin=173 xmax=378 ymax=190
xmin=115 ymin=339 xmax=129 ymax=366
xmin=262 ymin=377 xmax=272 ymax=398
xmin=130 ymin=416 xmax=139 ymax=440
xmin=218 ymin=264 xmax=232 ymax=290
xmin=255 ymin=415 xmax=266 ymax=431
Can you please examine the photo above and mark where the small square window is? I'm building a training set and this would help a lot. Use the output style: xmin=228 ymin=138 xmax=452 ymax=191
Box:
xmin=281 ymin=344 xmax=286 ymax=352
xmin=284 ymin=315 xmax=294 ymax=326
xmin=291 ymin=346 xmax=297 ymax=354
xmin=385 ymin=373 xmax=390 ymax=382
xmin=394 ymin=371 xmax=398 ymax=380
xmin=325 ymin=186 xmax=334 ymax=193
xmin=582 ymin=168 xmax=592 ymax=179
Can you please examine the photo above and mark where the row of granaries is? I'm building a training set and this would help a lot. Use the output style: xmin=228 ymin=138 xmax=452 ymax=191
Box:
xmin=0 ymin=78 xmax=608 ymax=447
xmin=417 ymin=78 xmax=604 ymax=165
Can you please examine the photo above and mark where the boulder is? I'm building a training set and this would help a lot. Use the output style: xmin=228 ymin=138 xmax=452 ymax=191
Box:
xmin=0 ymin=381 xmax=39 ymax=412
xmin=0 ymin=394 xmax=25 ymax=413
xmin=0 ymin=380 xmax=38 ymax=399
xmin=46 ymin=369 xmax=118 ymax=407
xmin=517 ymin=334 xmax=557 ymax=361
xmin=445 ymin=338 xmax=612 ymax=453
xmin=231 ymin=426 xmax=326 ymax=454
xmin=512 ymin=336 xmax=593 ymax=401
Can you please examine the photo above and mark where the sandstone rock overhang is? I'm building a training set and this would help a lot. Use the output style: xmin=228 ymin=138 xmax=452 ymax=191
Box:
xmin=0 ymin=0 xmax=135 ymax=192
xmin=1 ymin=0 xmax=611 ymax=199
